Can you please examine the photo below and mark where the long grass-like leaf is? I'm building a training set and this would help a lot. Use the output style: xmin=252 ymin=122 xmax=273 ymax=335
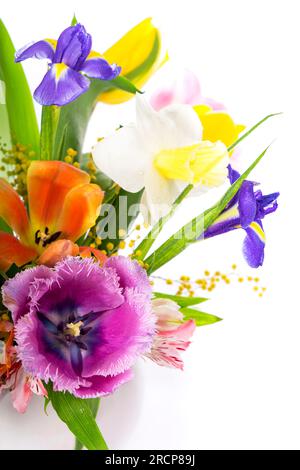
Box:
xmin=145 ymin=146 xmax=269 ymax=274
xmin=0 ymin=19 xmax=39 ymax=156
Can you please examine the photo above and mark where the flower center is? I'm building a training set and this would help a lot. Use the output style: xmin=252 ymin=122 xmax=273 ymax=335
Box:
xmin=35 ymin=227 xmax=62 ymax=247
xmin=64 ymin=321 xmax=83 ymax=338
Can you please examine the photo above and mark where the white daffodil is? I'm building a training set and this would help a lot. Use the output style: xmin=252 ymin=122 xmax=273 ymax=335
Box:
xmin=92 ymin=96 xmax=229 ymax=221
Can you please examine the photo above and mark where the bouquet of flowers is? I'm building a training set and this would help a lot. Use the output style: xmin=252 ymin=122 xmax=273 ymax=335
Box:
xmin=0 ymin=16 xmax=279 ymax=450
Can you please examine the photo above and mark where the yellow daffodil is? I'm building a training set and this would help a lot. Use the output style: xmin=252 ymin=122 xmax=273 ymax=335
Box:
xmin=193 ymin=104 xmax=245 ymax=149
xmin=92 ymin=97 xmax=229 ymax=222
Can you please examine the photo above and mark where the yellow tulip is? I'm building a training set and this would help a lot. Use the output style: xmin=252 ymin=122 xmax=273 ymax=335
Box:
xmin=194 ymin=105 xmax=245 ymax=150
xmin=100 ymin=18 xmax=166 ymax=104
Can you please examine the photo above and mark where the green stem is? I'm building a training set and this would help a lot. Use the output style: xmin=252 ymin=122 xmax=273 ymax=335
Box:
xmin=40 ymin=105 xmax=60 ymax=160
xmin=75 ymin=398 xmax=101 ymax=451
xmin=134 ymin=183 xmax=194 ymax=260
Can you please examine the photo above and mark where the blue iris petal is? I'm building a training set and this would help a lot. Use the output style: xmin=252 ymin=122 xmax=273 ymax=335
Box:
xmin=238 ymin=180 xmax=257 ymax=228
xmin=54 ymin=24 xmax=92 ymax=70
xmin=34 ymin=64 xmax=90 ymax=106
xmin=15 ymin=40 xmax=55 ymax=62
xmin=242 ymin=221 xmax=265 ymax=268
xmin=81 ymin=58 xmax=121 ymax=80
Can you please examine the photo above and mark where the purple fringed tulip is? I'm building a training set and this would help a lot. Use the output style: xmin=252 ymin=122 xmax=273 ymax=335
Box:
xmin=2 ymin=257 xmax=155 ymax=398
xmin=204 ymin=165 xmax=279 ymax=268
xmin=15 ymin=24 xmax=121 ymax=106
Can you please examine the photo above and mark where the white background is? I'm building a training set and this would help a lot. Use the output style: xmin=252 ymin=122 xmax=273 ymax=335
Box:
xmin=1 ymin=0 xmax=299 ymax=450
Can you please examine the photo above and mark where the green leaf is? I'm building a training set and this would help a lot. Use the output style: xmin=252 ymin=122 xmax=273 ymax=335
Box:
xmin=180 ymin=307 xmax=222 ymax=327
xmin=109 ymin=75 xmax=142 ymax=95
xmin=0 ymin=19 xmax=39 ymax=156
xmin=153 ymin=291 xmax=208 ymax=307
xmin=75 ymin=398 xmax=100 ymax=451
xmin=45 ymin=383 xmax=108 ymax=450
xmin=134 ymin=184 xmax=193 ymax=259
xmin=71 ymin=14 xmax=78 ymax=26
xmin=227 ymin=113 xmax=281 ymax=153
xmin=53 ymin=77 xmax=139 ymax=161
xmin=145 ymin=146 xmax=270 ymax=274
xmin=135 ymin=114 xmax=279 ymax=261
xmin=40 ymin=105 xmax=60 ymax=160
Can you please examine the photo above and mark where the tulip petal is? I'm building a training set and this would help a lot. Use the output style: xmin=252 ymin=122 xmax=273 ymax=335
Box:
xmin=194 ymin=108 xmax=245 ymax=148
xmin=37 ymin=239 xmax=79 ymax=267
xmin=34 ymin=64 xmax=90 ymax=106
xmin=0 ymin=178 xmax=30 ymax=240
xmin=27 ymin=161 xmax=91 ymax=235
xmin=15 ymin=39 xmax=56 ymax=62
xmin=57 ymin=184 xmax=104 ymax=242
xmin=0 ymin=232 xmax=37 ymax=272
xmin=100 ymin=18 xmax=164 ymax=104
xmin=81 ymin=57 xmax=121 ymax=80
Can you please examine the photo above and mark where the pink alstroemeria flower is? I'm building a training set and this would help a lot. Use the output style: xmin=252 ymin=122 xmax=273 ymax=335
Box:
xmin=0 ymin=319 xmax=46 ymax=413
xmin=146 ymin=298 xmax=196 ymax=370
xmin=150 ymin=69 xmax=225 ymax=111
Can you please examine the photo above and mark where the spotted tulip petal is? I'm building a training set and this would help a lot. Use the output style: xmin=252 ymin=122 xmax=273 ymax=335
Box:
xmin=15 ymin=39 xmax=56 ymax=62
xmin=57 ymin=183 xmax=104 ymax=242
xmin=34 ymin=63 xmax=90 ymax=106
xmin=0 ymin=178 xmax=30 ymax=240
xmin=27 ymin=161 xmax=91 ymax=235
xmin=0 ymin=232 xmax=37 ymax=272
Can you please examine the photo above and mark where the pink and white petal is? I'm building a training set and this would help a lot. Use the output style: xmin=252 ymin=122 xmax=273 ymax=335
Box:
xmin=74 ymin=369 xmax=133 ymax=398
xmin=159 ymin=319 xmax=196 ymax=341
xmin=152 ymin=298 xmax=184 ymax=329
xmin=11 ymin=369 xmax=33 ymax=414
xmin=92 ymin=124 xmax=147 ymax=193
xmin=150 ymin=87 xmax=176 ymax=111
xmin=175 ymin=70 xmax=202 ymax=105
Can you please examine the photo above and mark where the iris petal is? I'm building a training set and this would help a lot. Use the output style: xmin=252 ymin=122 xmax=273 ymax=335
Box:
xmin=15 ymin=40 xmax=55 ymax=62
xmin=33 ymin=64 xmax=90 ymax=106
xmin=81 ymin=58 xmax=121 ymax=80
xmin=54 ymin=24 xmax=92 ymax=70
xmin=243 ymin=220 xmax=265 ymax=268
xmin=238 ymin=180 xmax=257 ymax=228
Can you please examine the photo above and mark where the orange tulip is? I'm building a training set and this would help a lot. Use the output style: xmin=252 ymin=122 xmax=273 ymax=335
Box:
xmin=0 ymin=161 xmax=103 ymax=271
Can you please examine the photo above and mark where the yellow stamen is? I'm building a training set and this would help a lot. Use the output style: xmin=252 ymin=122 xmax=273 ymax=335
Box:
xmin=65 ymin=321 xmax=83 ymax=337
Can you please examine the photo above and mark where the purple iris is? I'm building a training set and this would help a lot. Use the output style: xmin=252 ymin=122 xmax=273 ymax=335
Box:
xmin=2 ymin=257 xmax=155 ymax=397
xmin=15 ymin=24 xmax=121 ymax=106
xmin=204 ymin=165 xmax=279 ymax=268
